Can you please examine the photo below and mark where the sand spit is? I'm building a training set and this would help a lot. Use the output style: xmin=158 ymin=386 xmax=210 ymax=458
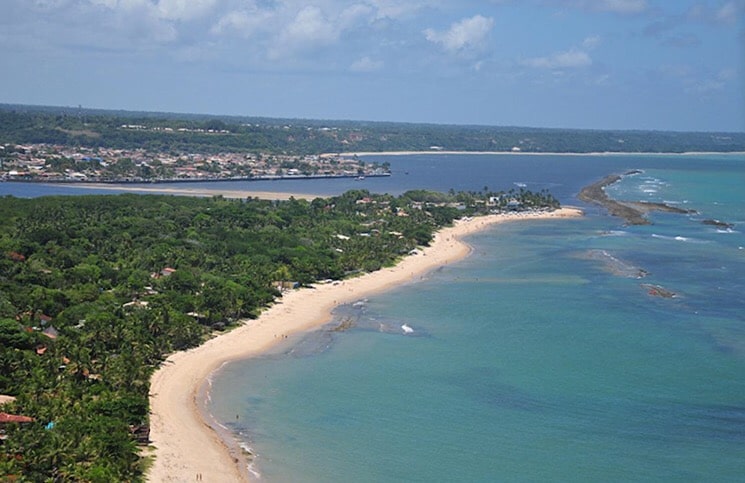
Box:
xmin=147 ymin=207 xmax=583 ymax=482
xmin=48 ymin=183 xmax=322 ymax=201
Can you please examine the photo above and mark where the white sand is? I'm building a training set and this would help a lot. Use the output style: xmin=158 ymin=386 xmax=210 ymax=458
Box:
xmin=48 ymin=183 xmax=322 ymax=201
xmin=147 ymin=207 xmax=583 ymax=482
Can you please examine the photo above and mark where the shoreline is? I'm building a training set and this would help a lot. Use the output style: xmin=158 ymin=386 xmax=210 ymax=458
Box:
xmin=44 ymin=183 xmax=323 ymax=200
xmin=146 ymin=207 xmax=583 ymax=482
xmin=333 ymin=150 xmax=745 ymax=157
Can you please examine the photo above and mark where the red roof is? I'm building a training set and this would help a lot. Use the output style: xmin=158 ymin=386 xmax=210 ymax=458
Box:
xmin=6 ymin=251 xmax=25 ymax=262
xmin=0 ymin=412 xmax=35 ymax=423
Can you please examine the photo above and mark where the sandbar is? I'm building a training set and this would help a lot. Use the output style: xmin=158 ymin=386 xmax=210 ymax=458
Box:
xmin=48 ymin=183 xmax=322 ymax=201
xmin=147 ymin=207 xmax=583 ymax=482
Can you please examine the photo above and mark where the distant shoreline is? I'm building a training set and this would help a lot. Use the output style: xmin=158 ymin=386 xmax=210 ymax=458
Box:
xmin=43 ymin=183 xmax=322 ymax=200
xmin=336 ymin=150 xmax=745 ymax=157
xmin=2 ymin=173 xmax=389 ymax=185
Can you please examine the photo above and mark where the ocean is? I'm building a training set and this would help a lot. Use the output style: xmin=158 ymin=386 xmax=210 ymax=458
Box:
xmin=3 ymin=153 xmax=743 ymax=481
xmin=205 ymin=153 xmax=745 ymax=482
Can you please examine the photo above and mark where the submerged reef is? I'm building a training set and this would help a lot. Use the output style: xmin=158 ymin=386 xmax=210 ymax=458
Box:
xmin=578 ymin=171 xmax=696 ymax=225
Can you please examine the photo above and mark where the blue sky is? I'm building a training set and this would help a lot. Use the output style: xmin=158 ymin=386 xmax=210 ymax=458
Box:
xmin=2 ymin=0 xmax=743 ymax=131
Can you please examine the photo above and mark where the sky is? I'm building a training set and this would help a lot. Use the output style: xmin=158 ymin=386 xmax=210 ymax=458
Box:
xmin=2 ymin=0 xmax=744 ymax=132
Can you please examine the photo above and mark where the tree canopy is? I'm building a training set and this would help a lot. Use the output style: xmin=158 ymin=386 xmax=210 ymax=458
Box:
xmin=2 ymin=104 xmax=743 ymax=155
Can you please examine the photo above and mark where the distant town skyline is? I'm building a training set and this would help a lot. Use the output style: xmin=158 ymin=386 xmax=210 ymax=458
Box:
xmin=2 ymin=0 xmax=743 ymax=132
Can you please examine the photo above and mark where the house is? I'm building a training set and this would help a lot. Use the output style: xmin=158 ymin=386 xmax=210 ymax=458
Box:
xmin=160 ymin=267 xmax=177 ymax=277
xmin=122 ymin=300 xmax=149 ymax=309
xmin=1 ymin=412 xmax=35 ymax=443
xmin=273 ymin=281 xmax=300 ymax=291
xmin=151 ymin=267 xmax=177 ymax=279
xmin=41 ymin=326 xmax=59 ymax=339
xmin=507 ymin=199 xmax=522 ymax=211
xmin=5 ymin=252 xmax=25 ymax=262
xmin=0 ymin=412 xmax=35 ymax=424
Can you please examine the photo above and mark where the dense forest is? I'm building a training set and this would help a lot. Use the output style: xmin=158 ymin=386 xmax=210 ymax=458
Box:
xmin=2 ymin=104 xmax=743 ymax=155
xmin=0 ymin=188 xmax=559 ymax=481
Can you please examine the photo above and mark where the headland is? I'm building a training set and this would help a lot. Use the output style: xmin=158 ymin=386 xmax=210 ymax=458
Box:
xmin=577 ymin=171 xmax=695 ymax=225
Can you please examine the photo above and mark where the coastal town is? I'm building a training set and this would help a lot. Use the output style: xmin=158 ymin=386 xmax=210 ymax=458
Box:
xmin=0 ymin=143 xmax=390 ymax=183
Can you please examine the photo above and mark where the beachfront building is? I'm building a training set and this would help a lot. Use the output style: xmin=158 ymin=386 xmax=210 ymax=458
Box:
xmin=507 ymin=199 xmax=522 ymax=211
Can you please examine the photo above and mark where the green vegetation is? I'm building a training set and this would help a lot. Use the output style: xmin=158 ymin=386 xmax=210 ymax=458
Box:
xmin=2 ymin=104 xmax=743 ymax=155
xmin=0 ymin=188 xmax=558 ymax=481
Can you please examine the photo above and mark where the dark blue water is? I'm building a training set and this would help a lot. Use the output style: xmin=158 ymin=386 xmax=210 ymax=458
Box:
xmin=4 ymin=153 xmax=733 ymax=208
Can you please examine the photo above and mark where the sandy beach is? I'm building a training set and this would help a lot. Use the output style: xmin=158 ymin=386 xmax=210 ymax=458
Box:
xmin=147 ymin=207 xmax=583 ymax=482
xmin=48 ymin=183 xmax=322 ymax=201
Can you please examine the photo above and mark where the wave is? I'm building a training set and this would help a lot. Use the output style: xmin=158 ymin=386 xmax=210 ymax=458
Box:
xmin=238 ymin=440 xmax=262 ymax=480
xmin=578 ymin=249 xmax=648 ymax=278
xmin=651 ymin=234 xmax=708 ymax=243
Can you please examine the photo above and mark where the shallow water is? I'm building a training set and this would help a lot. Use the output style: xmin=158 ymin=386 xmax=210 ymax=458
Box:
xmin=207 ymin=153 xmax=745 ymax=481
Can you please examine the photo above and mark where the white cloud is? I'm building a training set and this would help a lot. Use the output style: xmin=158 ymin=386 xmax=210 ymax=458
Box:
xmin=714 ymin=2 xmax=741 ymax=24
xmin=563 ymin=0 xmax=648 ymax=14
xmin=156 ymin=0 xmax=218 ymax=22
xmin=688 ymin=76 xmax=727 ymax=93
xmin=522 ymin=49 xmax=592 ymax=69
xmin=350 ymin=56 xmax=384 ymax=72
xmin=368 ymin=0 xmax=430 ymax=21
xmin=424 ymin=14 xmax=494 ymax=54
xmin=270 ymin=6 xmax=339 ymax=59
xmin=582 ymin=35 xmax=601 ymax=49
xmin=688 ymin=1 xmax=744 ymax=25
xmin=658 ymin=65 xmax=736 ymax=94
xmin=30 ymin=0 xmax=74 ymax=10
xmin=339 ymin=3 xmax=375 ymax=29
xmin=84 ymin=0 xmax=179 ymax=43
xmin=211 ymin=8 xmax=272 ymax=37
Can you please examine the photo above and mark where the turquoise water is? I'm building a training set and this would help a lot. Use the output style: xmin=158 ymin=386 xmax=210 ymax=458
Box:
xmin=208 ymin=154 xmax=745 ymax=481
